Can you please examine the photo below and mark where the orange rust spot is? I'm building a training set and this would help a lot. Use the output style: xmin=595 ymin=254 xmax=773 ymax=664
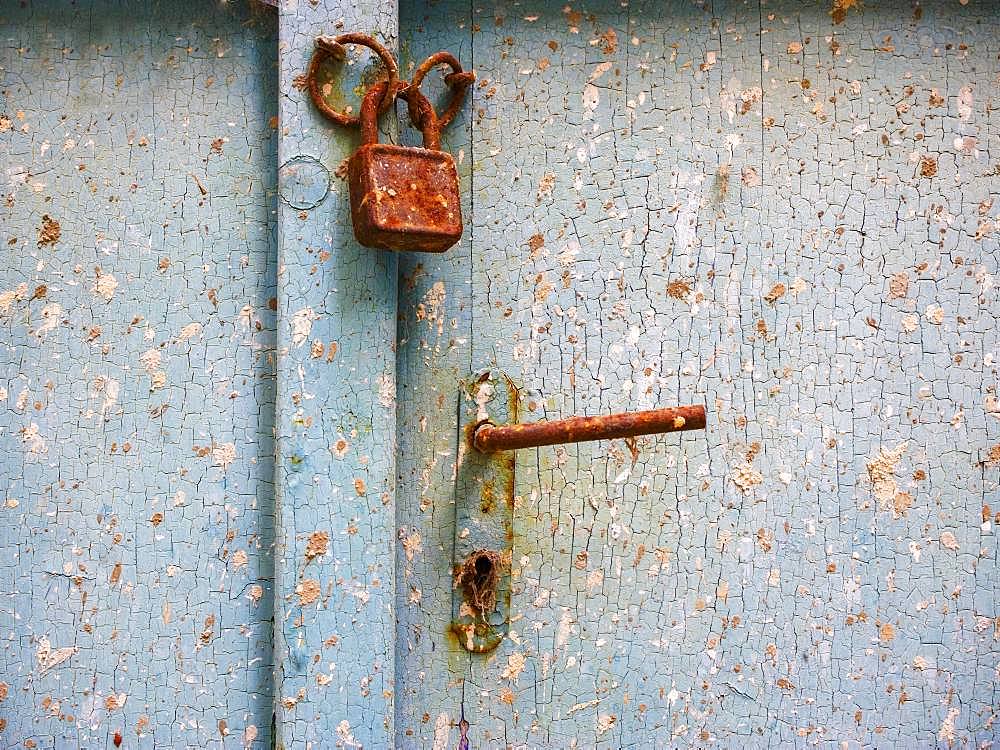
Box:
xmin=37 ymin=215 xmax=61 ymax=247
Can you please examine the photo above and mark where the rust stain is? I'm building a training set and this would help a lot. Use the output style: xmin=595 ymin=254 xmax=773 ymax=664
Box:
xmin=37 ymin=215 xmax=61 ymax=247
xmin=666 ymin=279 xmax=691 ymax=300
xmin=764 ymin=282 xmax=787 ymax=304
xmin=454 ymin=550 xmax=502 ymax=615
xmin=830 ymin=0 xmax=860 ymax=25
xmin=304 ymin=530 xmax=330 ymax=563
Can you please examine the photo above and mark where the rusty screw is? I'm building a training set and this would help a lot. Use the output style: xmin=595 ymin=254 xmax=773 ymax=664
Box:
xmin=472 ymin=404 xmax=706 ymax=453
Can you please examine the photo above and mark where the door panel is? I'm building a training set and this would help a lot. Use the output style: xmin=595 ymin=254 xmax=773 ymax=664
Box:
xmin=397 ymin=1 xmax=999 ymax=747
xmin=0 ymin=3 xmax=277 ymax=747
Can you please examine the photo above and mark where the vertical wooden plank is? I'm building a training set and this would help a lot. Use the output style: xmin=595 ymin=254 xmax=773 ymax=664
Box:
xmin=274 ymin=2 xmax=397 ymax=748
xmin=0 ymin=1 xmax=277 ymax=747
xmin=393 ymin=5 xmax=475 ymax=746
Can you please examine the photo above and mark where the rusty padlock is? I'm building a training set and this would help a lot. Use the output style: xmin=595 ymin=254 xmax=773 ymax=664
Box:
xmin=347 ymin=80 xmax=462 ymax=253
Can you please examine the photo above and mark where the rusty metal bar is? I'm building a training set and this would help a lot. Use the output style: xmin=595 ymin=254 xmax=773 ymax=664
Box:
xmin=472 ymin=404 xmax=706 ymax=453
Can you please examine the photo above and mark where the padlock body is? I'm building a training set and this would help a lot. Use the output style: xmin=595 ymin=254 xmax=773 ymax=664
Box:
xmin=347 ymin=143 xmax=462 ymax=253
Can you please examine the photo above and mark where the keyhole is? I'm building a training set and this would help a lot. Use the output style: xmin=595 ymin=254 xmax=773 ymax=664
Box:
xmin=457 ymin=549 xmax=501 ymax=615
xmin=474 ymin=554 xmax=493 ymax=577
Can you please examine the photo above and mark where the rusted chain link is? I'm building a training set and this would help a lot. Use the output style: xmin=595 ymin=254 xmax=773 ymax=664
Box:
xmin=305 ymin=32 xmax=473 ymax=132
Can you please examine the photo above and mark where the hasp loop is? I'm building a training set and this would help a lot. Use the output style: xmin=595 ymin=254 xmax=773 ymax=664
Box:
xmin=360 ymin=79 xmax=441 ymax=151
xmin=307 ymin=32 xmax=473 ymax=133
xmin=405 ymin=51 xmax=476 ymax=129
xmin=307 ymin=32 xmax=400 ymax=127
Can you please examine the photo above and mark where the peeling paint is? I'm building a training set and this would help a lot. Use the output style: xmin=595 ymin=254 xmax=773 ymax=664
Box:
xmin=0 ymin=2 xmax=278 ymax=747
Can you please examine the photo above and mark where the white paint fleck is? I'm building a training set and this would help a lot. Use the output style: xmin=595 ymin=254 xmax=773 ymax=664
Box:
xmin=212 ymin=442 xmax=237 ymax=470
xmin=958 ymin=86 xmax=974 ymax=121
xmin=431 ymin=713 xmax=451 ymax=750
xmin=336 ymin=719 xmax=362 ymax=748
xmin=35 ymin=302 xmax=62 ymax=337
xmin=90 ymin=376 xmax=120 ymax=421
xmin=290 ymin=307 xmax=315 ymax=347
xmin=377 ymin=372 xmax=395 ymax=408
xmin=92 ymin=271 xmax=118 ymax=302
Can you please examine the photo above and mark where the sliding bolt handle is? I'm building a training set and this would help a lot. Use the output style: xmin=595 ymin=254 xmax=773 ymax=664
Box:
xmin=472 ymin=404 xmax=706 ymax=453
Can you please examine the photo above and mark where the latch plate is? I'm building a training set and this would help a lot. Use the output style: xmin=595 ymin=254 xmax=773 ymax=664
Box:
xmin=449 ymin=368 xmax=517 ymax=653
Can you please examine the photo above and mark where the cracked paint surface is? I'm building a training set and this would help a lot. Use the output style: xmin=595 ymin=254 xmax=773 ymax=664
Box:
xmin=274 ymin=1 xmax=397 ymax=748
xmin=2 ymin=0 xmax=997 ymax=747
xmin=396 ymin=1 xmax=998 ymax=747
xmin=0 ymin=2 xmax=277 ymax=747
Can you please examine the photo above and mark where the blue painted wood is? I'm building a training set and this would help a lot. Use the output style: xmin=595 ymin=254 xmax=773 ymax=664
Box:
xmin=0 ymin=1 xmax=277 ymax=747
xmin=395 ymin=1 xmax=1000 ymax=747
xmin=2 ymin=1 xmax=996 ymax=747
xmin=273 ymin=3 xmax=398 ymax=748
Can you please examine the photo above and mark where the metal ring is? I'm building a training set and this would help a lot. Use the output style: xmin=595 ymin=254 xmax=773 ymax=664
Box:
xmin=306 ymin=32 xmax=400 ymax=128
xmin=406 ymin=51 xmax=475 ymax=129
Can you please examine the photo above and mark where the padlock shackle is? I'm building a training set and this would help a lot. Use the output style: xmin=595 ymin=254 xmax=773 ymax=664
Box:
xmin=359 ymin=80 xmax=441 ymax=151
xmin=399 ymin=85 xmax=442 ymax=151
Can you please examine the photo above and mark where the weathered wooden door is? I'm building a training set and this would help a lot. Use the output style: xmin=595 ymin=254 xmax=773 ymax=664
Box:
xmin=3 ymin=1 xmax=998 ymax=749
xmin=392 ymin=1 xmax=999 ymax=748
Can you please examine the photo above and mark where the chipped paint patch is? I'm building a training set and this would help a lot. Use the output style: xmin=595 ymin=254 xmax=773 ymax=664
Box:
xmin=36 ymin=637 xmax=78 ymax=674
xmin=37 ymin=214 xmax=60 ymax=247
xmin=501 ymin=652 xmax=526 ymax=683
xmin=296 ymin=579 xmax=321 ymax=606
xmin=177 ymin=321 xmax=203 ymax=342
xmin=211 ymin=442 xmax=237 ymax=470
xmin=732 ymin=462 xmax=763 ymax=494
xmin=867 ymin=443 xmax=908 ymax=505
xmin=35 ymin=303 xmax=62 ymax=337
xmin=290 ymin=307 xmax=316 ymax=347
xmin=431 ymin=713 xmax=451 ymax=750
xmin=92 ymin=270 xmax=119 ymax=302
xmin=304 ymin=530 xmax=329 ymax=562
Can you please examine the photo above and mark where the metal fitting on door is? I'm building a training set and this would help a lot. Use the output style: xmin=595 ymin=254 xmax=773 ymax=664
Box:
xmin=472 ymin=404 xmax=706 ymax=453
xmin=451 ymin=369 xmax=707 ymax=654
